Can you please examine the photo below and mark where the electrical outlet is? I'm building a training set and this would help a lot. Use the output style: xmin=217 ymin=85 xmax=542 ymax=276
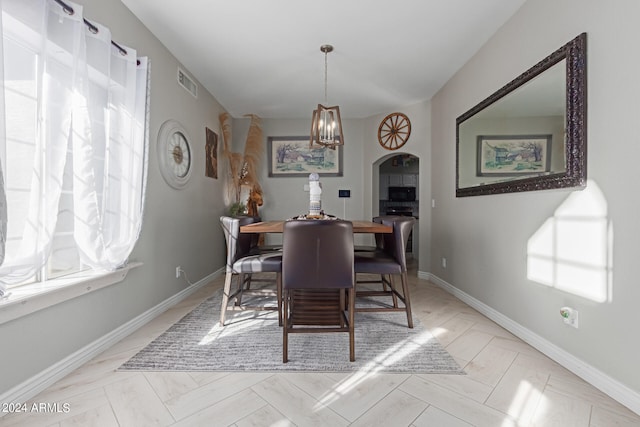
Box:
xmin=560 ymin=307 xmax=579 ymax=328
xmin=176 ymin=266 xmax=181 ymax=279
xmin=441 ymin=257 xmax=447 ymax=268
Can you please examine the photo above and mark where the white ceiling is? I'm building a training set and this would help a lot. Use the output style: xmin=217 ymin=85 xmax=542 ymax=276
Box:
xmin=120 ymin=0 xmax=526 ymax=119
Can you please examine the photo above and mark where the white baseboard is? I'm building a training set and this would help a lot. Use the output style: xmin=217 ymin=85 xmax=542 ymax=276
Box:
xmin=0 ymin=268 xmax=223 ymax=408
xmin=418 ymin=270 xmax=640 ymax=416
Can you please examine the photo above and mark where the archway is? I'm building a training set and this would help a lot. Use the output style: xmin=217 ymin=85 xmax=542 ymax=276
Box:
xmin=372 ymin=152 xmax=420 ymax=258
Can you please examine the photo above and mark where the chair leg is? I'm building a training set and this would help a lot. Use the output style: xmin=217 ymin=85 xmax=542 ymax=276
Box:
xmin=283 ymin=289 xmax=289 ymax=363
xmin=348 ymin=288 xmax=356 ymax=362
xmin=385 ymin=274 xmax=399 ymax=308
xmin=277 ymin=273 xmax=283 ymax=326
xmin=235 ymin=273 xmax=246 ymax=306
xmin=220 ymin=272 xmax=234 ymax=326
xmin=400 ymin=272 xmax=414 ymax=328
xmin=339 ymin=289 xmax=346 ymax=328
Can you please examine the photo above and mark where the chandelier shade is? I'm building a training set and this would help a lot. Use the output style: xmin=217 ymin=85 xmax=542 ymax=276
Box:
xmin=310 ymin=45 xmax=344 ymax=149
xmin=310 ymin=104 xmax=343 ymax=149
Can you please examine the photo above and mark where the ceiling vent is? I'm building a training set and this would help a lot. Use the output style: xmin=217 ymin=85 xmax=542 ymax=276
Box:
xmin=177 ymin=68 xmax=197 ymax=98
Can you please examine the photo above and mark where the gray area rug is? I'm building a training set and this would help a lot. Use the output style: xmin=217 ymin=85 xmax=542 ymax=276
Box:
xmin=119 ymin=289 xmax=465 ymax=374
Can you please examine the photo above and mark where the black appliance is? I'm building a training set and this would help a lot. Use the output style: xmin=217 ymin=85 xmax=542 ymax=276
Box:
xmin=385 ymin=206 xmax=413 ymax=216
xmin=388 ymin=186 xmax=416 ymax=202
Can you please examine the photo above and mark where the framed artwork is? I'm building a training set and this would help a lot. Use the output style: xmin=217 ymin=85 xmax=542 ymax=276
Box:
xmin=477 ymin=135 xmax=552 ymax=176
xmin=205 ymin=127 xmax=218 ymax=179
xmin=267 ymin=136 xmax=343 ymax=177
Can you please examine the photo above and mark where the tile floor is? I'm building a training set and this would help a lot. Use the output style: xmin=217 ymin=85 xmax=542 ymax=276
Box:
xmin=2 ymin=264 xmax=639 ymax=426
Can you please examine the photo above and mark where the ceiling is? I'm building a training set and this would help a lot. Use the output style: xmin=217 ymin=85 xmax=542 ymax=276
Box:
xmin=120 ymin=0 xmax=526 ymax=119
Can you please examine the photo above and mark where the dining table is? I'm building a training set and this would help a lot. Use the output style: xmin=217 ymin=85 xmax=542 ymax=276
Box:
xmin=239 ymin=219 xmax=391 ymax=331
xmin=239 ymin=220 xmax=392 ymax=234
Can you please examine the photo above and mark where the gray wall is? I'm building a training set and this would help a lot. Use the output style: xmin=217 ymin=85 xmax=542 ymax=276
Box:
xmin=363 ymin=102 xmax=433 ymax=272
xmin=243 ymin=102 xmax=433 ymax=267
xmin=0 ymin=0 xmax=228 ymax=393
xmin=233 ymin=117 xmax=370 ymax=248
xmin=236 ymin=118 xmax=365 ymax=221
xmin=431 ymin=0 xmax=640 ymax=394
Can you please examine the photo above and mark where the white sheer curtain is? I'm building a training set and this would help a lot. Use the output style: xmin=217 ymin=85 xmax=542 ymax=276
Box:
xmin=0 ymin=0 xmax=6 ymax=289
xmin=0 ymin=166 xmax=5 ymax=296
xmin=72 ymin=22 xmax=149 ymax=271
xmin=0 ymin=0 xmax=81 ymax=287
xmin=0 ymin=0 xmax=148 ymax=291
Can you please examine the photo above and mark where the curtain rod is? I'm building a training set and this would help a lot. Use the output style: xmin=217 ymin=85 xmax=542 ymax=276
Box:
xmin=53 ymin=0 xmax=132 ymax=60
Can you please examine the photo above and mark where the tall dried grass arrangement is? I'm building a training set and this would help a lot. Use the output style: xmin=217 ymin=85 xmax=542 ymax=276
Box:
xmin=241 ymin=114 xmax=263 ymax=188
xmin=219 ymin=112 xmax=264 ymax=207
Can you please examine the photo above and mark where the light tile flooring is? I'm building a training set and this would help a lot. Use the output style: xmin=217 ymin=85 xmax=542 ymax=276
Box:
xmin=2 ymin=264 xmax=640 ymax=427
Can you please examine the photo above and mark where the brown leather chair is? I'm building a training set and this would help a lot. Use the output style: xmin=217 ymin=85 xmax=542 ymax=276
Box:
xmin=219 ymin=216 xmax=282 ymax=326
xmin=354 ymin=216 xmax=415 ymax=328
xmin=354 ymin=216 xmax=384 ymax=252
xmin=282 ymin=219 xmax=356 ymax=362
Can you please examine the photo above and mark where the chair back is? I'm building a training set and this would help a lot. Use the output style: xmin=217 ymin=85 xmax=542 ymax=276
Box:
xmin=220 ymin=216 xmax=260 ymax=271
xmin=282 ymin=220 xmax=354 ymax=290
xmin=372 ymin=216 xmax=385 ymax=250
xmin=249 ymin=215 xmax=262 ymax=248
xmin=381 ymin=216 xmax=415 ymax=272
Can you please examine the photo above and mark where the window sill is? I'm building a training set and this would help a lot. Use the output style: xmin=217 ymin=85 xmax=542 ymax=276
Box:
xmin=0 ymin=262 xmax=142 ymax=325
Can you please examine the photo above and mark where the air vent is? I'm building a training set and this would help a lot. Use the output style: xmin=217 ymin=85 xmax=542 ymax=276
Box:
xmin=177 ymin=68 xmax=197 ymax=98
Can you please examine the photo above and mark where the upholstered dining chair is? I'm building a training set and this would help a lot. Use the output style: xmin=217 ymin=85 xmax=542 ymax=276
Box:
xmin=354 ymin=216 xmax=384 ymax=252
xmin=219 ymin=216 xmax=282 ymax=326
xmin=354 ymin=216 xmax=415 ymax=328
xmin=282 ymin=219 xmax=356 ymax=363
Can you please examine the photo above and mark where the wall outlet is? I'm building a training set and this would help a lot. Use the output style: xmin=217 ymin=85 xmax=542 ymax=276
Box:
xmin=560 ymin=307 xmax=579 ymax=328
xmin=441 ymin=257 xmax=447 ymax=268
xmin=176 ymin=266 xmax=181 ymax=279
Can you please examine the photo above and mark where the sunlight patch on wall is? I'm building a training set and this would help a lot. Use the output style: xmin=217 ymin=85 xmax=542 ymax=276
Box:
xmin=527 ymin=181 xmax=613 ymax=302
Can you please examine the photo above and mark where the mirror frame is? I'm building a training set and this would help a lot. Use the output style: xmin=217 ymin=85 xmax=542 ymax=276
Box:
xmin=456 ymin=33 xmax=587 ymax=197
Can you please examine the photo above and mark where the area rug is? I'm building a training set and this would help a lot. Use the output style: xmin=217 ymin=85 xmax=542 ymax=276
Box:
xmin=119 ymin=289 xmax=465 ymax=374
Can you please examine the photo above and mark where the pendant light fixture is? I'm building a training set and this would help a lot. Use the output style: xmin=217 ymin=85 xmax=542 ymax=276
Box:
xmin=310 ymin=45 xmax=344 ymax=149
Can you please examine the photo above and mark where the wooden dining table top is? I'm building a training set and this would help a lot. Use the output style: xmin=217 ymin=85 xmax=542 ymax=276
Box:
xmin=240 ymin=220 xmax=392 ymax=234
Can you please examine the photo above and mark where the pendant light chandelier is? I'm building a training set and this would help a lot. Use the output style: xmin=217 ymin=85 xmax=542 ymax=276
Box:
xmin=310 ymin=45 xmax=344 ymax=149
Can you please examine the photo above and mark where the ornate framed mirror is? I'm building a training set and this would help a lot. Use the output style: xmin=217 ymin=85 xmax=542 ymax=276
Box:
xmin=456 ymin=33 xmax=587 ymax=197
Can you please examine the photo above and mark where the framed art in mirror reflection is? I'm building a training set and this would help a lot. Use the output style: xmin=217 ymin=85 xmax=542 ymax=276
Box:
xmin=477 ymin=134 xmax=551 ymax=176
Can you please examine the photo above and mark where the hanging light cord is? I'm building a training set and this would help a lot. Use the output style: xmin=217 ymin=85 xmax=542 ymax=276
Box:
xmin=53 ymin=0 xmax=134 ymax=62
xmin=323 ymin=50 xmax=328 ymax=105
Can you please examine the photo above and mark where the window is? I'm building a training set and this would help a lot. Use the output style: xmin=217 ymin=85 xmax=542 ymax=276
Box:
xmin=3 ymin=34 xmax=38 ymax=284
xmin=0 ymin=0 xmax=149 ymax=297
xmin=2 ymin=30 xmax=81 ymax=287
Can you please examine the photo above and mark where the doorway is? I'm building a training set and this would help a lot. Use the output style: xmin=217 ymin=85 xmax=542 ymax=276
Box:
xmin=376 ymin=153 xmax=420 ymax=257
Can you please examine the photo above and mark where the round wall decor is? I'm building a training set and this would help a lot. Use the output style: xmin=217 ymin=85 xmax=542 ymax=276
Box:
xmin=157 ymin=119 xmax=193 ymax=189
xmin=378 ymin=112 xmax=411 ymax=150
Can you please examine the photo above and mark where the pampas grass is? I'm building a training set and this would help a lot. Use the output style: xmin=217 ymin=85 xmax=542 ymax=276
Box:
xmin=219 ymin=112 xmax=264 ymax=207
xmin=241 ymin=114 xmax=263 ymax=188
